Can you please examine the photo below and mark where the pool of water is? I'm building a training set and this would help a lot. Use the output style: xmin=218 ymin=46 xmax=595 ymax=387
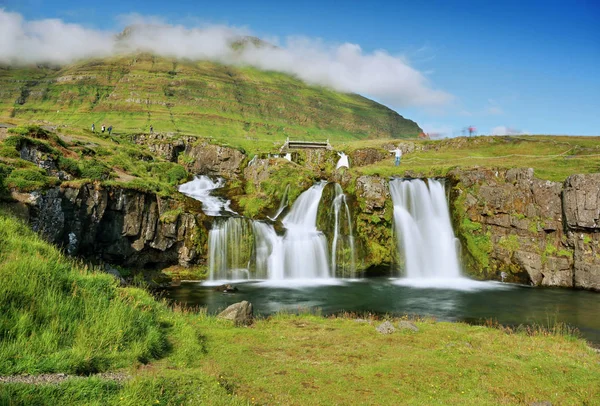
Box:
xmin=159 ymin=278 xmax=600 ymax=344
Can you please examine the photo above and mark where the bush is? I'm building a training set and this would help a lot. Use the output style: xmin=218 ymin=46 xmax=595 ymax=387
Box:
xmin=58 ymin=157 xmax=82 ymax=177
xmin=5 ymin=168 xmax=55 ymax=191
xmin=79 ymin=159 xmax=111 ymax=180
xmin=166 ymin=165 xmax=188 ymax=184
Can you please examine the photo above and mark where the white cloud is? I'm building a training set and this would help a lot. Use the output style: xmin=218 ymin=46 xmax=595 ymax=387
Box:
xmin=0 ymin=9 xmax=452 ymax=108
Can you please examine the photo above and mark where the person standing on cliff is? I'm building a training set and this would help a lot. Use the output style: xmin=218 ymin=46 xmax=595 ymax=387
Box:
xmin=101 ymin=124 xmax=105 ymax=133
xmin=150 ymin=125 xmax=153 ymax=134
xmin=91 ymin=123 xmax=95 ymax=133
xmin=107 ymin=125 xmax=113 ymax=136
xmin=390 ymin=147 xmax=402 ymax=166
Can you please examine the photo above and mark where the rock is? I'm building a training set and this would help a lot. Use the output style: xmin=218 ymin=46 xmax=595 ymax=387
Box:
xmin=185 ymin=142 xmax=246 ymax=178
xmin=25 ymin=184 xmax=206 ymax=269
xmin=213 ymin=284 xmax=239 ymax=293
xmin=356 ymin=176 xmax=389 ymax=213
xmin=376 ymin=321 xmax=396 ymax=334
xmin=397 ymin=321 xmax=419 ymax=332
xmin=217 ymin=301 xmax=253 ymax=326
xmin=563 ymin=174 xmax=600 ymax=231
xmin=350 ymin=148 xmax=387 ymax=167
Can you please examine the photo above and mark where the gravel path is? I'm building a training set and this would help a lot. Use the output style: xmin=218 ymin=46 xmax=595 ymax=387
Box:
xmin=0 ymin=372 xmax=129 ymax=385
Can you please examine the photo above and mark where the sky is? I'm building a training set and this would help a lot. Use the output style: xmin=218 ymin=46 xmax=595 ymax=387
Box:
xmin=1 ymin=0 xmax=599 ymax=136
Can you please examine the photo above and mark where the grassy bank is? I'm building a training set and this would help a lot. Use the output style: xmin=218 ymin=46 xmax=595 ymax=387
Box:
xmin=1 ymin=212 xmax=599 ymax=405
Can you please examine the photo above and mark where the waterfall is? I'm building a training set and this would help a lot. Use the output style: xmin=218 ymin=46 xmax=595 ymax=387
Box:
xmin=280 ymin=182 xmax=331 ymax=279
xmin=207 ymin=181 xmax=355 ymax=283
xmin=267 ymin=184 xmax=290 ymax=221
xmin=208 ymin=217 xmax=253 ymax=281
xmin=178 ymin=176 xmax=236 ymax=216
xmin=390 ymin=178 xmax=462 ymax=279
xmin=336 ymin=152 xmax=349 ymax=169
xmin=330 ymin=183 xmax=356 ymax=278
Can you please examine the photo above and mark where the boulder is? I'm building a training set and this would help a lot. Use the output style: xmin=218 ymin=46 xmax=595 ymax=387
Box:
xmin=217 ymin=301 xmax=253 ymax=326
xmin=398 ymin=321 xmax=419 ymax=332
xmin=213 ymin=284 xmax=239 ymax=293
xmin=376 ymin=321 xmax=396 ymax=334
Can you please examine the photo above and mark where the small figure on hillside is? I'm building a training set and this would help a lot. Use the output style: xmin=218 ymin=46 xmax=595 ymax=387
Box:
xmin=101 ymin=124 xmax=106 ymax=133
xmin=108 ymin=125 xmax=113 ymax=136
xmin=91 ymin=123 xmax=95 ymax=133
xmin=389 ymin=147 xmax=402 ymax=166
xmin=150 ymin=124 xmax=153 ymax=134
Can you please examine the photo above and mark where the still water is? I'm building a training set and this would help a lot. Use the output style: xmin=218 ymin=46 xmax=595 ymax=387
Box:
xmin=160 ymin=278 xmax=600 ymax=344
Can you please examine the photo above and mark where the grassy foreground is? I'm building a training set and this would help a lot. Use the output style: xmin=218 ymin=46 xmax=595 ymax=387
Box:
xmin=1 ymin=212 xmax=599 ymax=405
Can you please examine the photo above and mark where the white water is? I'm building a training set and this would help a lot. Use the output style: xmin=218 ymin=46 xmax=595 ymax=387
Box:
xmin=330 ymin=183 xmax=356 ymax=278
xmin=178 ymin=176 xmax=236 ymax=216
xmin=208 ymin=217 xmax=252 ymax=280
xmin=280 ymin=182 xmax=331 ymax=279
xmin=267 ymin=184 xmax=290 ymax=221
xmin=336 ymin=152 xmax=349 ymax=169
xmin=207 ymin=182 xmax=332 ymax=282
xmin=390 ymin=178 xmax=462 ymax=281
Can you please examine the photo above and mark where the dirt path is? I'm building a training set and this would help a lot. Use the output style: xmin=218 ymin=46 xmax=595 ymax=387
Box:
xmin=0 ymin=372 xmax=129 ymax=385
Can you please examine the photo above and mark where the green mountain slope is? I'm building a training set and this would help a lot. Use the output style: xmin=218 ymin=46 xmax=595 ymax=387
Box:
xmin=0 ymin=54 xmax=421 ymax=141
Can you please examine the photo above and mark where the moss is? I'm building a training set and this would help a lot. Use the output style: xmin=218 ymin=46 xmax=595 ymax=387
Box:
xmin=557 ymin=249 xmax=573 ymax=259
xmin=159 ymin=208 xmax=183 ymax=224
xmin=583 ymin=235 xmax=592 ymax=244
xmin=498 ymin=234 xmax=520 ymax=252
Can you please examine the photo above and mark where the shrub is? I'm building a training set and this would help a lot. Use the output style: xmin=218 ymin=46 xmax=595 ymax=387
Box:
xmin=79 ymin=159 xmax=111 ymax=180
xmin=5 ymin=168 xmax=55 ymax=191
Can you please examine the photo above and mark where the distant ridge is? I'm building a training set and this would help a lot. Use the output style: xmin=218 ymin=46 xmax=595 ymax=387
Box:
xmin=0 ymin=53 xmax=422 ymax=140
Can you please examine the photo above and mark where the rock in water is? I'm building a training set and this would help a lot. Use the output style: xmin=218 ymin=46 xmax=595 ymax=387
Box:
xmin=376 ymin=321 xmax=396 ymax=334
xmin=398 ymin=321 xmax=419 ymax=332
xmin=217 ymin=301 xmax=253 ymax=326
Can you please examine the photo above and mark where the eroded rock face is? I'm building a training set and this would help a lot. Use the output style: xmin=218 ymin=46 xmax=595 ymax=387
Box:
xmin=184 ymin=142 xmax=245 ymax=178
xmin=24 ymin=184 xmax=208 ymax=268
xmin=563 ymin=174 xmax=600 ymax=231
xmin=450 ymin=168 xmax=599 ymax=290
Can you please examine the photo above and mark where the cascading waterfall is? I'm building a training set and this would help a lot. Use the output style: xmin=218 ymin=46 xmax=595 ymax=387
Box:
xmin=280 ymin=182 xmax=331 ymax=279
xmin=178 ymin=176 xmax=235 ymax=216
xmin=205 ymin=181 xmax=359 ymax=282
xmin=330 ymin=183 xmax=356 ymax=278
xmin=208 ymin=217 xmax=254 ymax=280
xmin=267 ymin=184 xmax=290 ymax=221
xmin=390 ymin=178 xmax=462 ymax=279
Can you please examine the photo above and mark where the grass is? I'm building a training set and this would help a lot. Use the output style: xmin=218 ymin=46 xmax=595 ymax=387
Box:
xmin=340 ymin=135 xmax=600 ymax=182
xmin=0 ymin=54 xmax=421 ymax=141
xmin=1 ymin=212 xmax=599 ymax=404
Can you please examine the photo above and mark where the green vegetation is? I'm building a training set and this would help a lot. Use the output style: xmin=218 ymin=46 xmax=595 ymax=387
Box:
xmin=1 ymin=212 xmax=599 ymax=404
xmin=342 ymin=135 xmax=600 ymax=182
xmin=0 ymin=54 xmax=421 ymax=142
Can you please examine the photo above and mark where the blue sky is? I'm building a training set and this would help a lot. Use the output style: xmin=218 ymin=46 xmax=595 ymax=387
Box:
xmin=3 ymin=0 xmax=600 ymax=136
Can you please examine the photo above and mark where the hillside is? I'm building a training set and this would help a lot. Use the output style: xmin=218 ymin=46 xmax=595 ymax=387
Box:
xmin=0 ymin=54 xmax=421 ymax=141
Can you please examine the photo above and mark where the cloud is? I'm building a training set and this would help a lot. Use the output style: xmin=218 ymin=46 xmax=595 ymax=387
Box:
xmin=0 ymin=9 xmax=452 ymax=108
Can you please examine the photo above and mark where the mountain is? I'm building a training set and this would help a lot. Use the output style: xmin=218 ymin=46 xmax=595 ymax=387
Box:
xmin=0 ymin=53 xmax=421 ymax=140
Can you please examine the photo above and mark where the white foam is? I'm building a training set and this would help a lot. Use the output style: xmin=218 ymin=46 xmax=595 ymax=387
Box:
xmin=390 ymin=277 xmax=513 ymax=292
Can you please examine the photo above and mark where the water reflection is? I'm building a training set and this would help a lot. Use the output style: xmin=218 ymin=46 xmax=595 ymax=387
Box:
xmin=160 ymin=278 xmax=600 ymax=344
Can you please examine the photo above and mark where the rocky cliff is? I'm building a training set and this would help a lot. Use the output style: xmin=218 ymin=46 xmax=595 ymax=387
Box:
xmin=4 ymin=137 xmax=599 ymax=291
xmin=448 ymin=168 xmax=600 ymax=290
xmin=6 ymin=184 xmax=208 ymax=269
